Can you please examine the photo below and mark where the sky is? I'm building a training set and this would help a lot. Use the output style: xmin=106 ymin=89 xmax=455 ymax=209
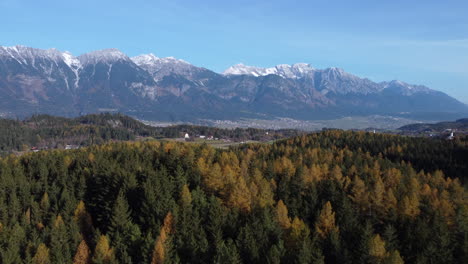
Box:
xmin=1 ymin=0 xmax=467 ymax=103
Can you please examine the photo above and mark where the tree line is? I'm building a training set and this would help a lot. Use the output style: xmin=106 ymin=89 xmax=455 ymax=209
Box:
xmin=0 ymin=113 xmax=300 ymax=153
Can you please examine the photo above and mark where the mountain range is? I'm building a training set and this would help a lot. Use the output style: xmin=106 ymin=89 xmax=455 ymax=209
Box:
xmin=1 ymin=45 xmax=466 ymax=122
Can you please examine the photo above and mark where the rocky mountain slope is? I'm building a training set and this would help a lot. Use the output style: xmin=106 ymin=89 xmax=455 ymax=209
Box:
xmin=0 ymin=45 xmax=466 ymax=121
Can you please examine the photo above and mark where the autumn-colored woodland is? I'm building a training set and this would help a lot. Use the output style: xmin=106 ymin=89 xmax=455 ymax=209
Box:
xmin=0 ymin=130 xmax=466 ymax=263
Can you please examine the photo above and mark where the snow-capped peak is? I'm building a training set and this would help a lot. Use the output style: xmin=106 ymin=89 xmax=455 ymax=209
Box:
xmin=131 ymin=53 xmax=198 ymax=79
xmin=131 ymin=53 xmax=158 ymax=65
xmin=61 ymin=51 xmax=81 ymax=69
xmin=78 ymin=48 xmax=129 ymax=65
xmin=381 ymin=80 xmax=433 ymax=95
xmin=0 ymin=45 xmax=82 ymax=70
xmin=131 ymin=53 xmax=190 ymax=66
xmin=0 ymin=45 xmax=65 ymax=64
xmin=223 ymin=63 xmax=316 ymax=79
xmin=222 ymin=64 xmax=266 ymax=77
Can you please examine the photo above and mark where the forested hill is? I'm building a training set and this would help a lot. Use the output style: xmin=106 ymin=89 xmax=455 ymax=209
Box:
xmin=0 ymin=113 xmax=156 ymax=152
xmin=0 ymin=131 xmax=466 ymax=263
xmin=398 ymin=118 xmax=468 ymax=133
xmin=0 ymin=113 xmax=300 ymax=153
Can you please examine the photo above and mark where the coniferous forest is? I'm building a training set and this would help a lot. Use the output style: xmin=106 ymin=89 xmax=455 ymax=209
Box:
xmin=0 ymin=114 xmax=300 ymax=153
xmin=0 ymin=129 xmax=467 ymax=263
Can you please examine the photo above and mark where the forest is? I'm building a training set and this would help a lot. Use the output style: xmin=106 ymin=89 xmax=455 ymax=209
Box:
xmin=0 ymin=130 xmax=466 ymax=263
xmin=0 ymin=113 xmax=300 ymax=153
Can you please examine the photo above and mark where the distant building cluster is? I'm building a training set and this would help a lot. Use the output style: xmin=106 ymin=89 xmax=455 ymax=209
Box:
xmin=183 ymin=133 xmax=218 ymax=142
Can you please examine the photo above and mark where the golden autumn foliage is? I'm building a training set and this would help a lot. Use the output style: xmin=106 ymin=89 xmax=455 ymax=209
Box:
xmin=399 ymin=194 xmax=420 ymax=218
xmin=179 ymin=184 xmax=192 ymax=207
xmin=287 ymin=217 xmax=310 ymax=248
xmin=384 ymin=250 xmax=405 ymax=264
xmin=349 ymin=175 xmax=368 ymax=208
xmin=371 ymin=175 xmax=385 ymax=209
xmin=92 ymin=235 xmax=115 ymax=264
xmin=151 ymin=212 xmax=174 ymax=264
xmin=0 ymin=129 xmax=465 ymax=263
xmin=383 ymin=188 xmax=398 ymax=213
xmin=40 ymin=192 xmax=50 ymax=211
xmin=200 ymin=160 xmax=225 ymax=193
xmin=74 ymin=200 xmax=94 ymax=239
xmin=25 ymin=207 xmax=31 ymax=224
xmin=249 ymin=169 xmax=274 ymax=208
xmin=330 ymin=165 xmax=343 ymax=182
xmin=276 ymin=200 xmax=291 ymax=229
xmin=152 ymin=236 xmax=166 ymax=264
xmin=162 ymin=212 xmax=174 ymax=235
xmin=226 ymin=175 xmax=252 ymax=212
xmin=53 ymin=215 xmax=64 ymax=228
xmin=36 ymin=222 xmax=45 ymax=231
xmin=383 ymin=168 xmax=402 ymax=189
xmin=273 ymin=156 xmax=296 ymax=178
xmin=200 ymin=156 xmax=253 ymax=212
xmin=315 ymin=201 xmax=339 ymax=239
xmin=73 ymin=240 xmax=91 ymax=264
xmin=33 ymin=243 xmax=50 ymax=264
xmin=64 ymin=155 xmax=72 ymax=168
xmin=88 ymin=153 xmax=95 ymax=163
xmin=369 ymin=234 xmax=387 ymax=259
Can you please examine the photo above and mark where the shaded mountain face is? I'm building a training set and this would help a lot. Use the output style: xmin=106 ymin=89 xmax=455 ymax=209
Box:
xmin=76 ymin=49 xmax=158 ymax=114
xmin=0 ymin=46 xmax=80 ymax=116
xmin=0 ymin=45 xmax=467 ymax=121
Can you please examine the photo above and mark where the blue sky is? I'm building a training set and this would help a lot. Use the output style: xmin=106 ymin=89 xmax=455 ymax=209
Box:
xmin=1 ymin=0 xmax=467 ymax=103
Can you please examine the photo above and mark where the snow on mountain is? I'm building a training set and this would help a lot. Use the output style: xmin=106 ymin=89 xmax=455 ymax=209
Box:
xmin=61 ymin=51 xmax=81 ymax=88
xmin=0 ymin=45 xmax=67 ymax=66
xmin=381 ymin=80 xmax=433 ymax=95
xmin=131 ymin=53 xmax=190 ymax=73
xmin=0 ymin=46 xmax=85 ymax=90
xmin=222 ymin=63 xmax=436 ymax=95
xmin=2 ymin=45 xmax=464 ymax=122
xmin=223 ymin=63 xmax=316 ymax=79
xmin=132 ymin=53 xmax=203 ymax=80
xmin=131 ymin=53 xmax=190 ymax=66
xmin=62 ymin=51 xmax=81 ymax=69
xmin=78 ymin=48 xmax=129 ymax=65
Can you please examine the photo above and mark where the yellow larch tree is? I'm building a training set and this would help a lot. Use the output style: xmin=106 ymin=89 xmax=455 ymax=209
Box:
xmin=399 ymin=194 xmax=420 ymax=218
xmin=74 ymin=201 xmax=93 ymax=239
xmin=33 ymin=243 xmax=50 ymax=264
xmin=226 ymin=174 xmax=252 ymax=212
xmin=276 ymin=200 xmax=291 ymax=229
xmin=250 ymin=169 xmax=274 ymax=208
xmin=330 ymin=165 xmax=343 ymax=183
xmin=73 ymin=240 xmax=91 ymax=264
xmin=383 ymin=188 xmax=398 ymax=213
xmin=349 ymin=175 xmax=369 ymax=209
xmin=203 ymin=162 xmax=225 ymax=193
xmin=371 ymin=174 xmax=385 ymax=214
xmin=384 ymin=250 xmax=404 ymax=264
xmin=288 ymin=217 xmax=310 ymax=248
xmin=369 ymin=234 xmax=387 ymax=260
xmin=151 ymin=212 xmax=174 ymax=264
xmin=179 ymin=184 xmax=192 ymax=207
xmin=92 ymin=235 xmax=115 ymax=264
xmin=383 ymin=168 xmax=402 ymax=189
xmin=315 ymin=201 xmax=339 ymax=239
